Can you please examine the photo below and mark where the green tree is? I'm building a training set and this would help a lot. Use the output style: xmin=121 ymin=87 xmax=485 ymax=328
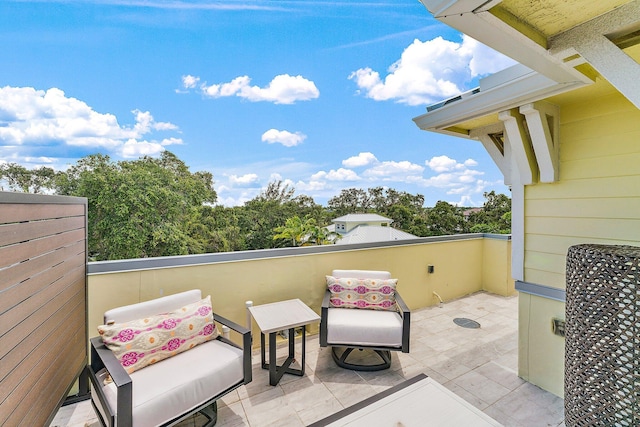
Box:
xmin=467 ymin=191 xmax=511 ymax=234
xmin=239 ymin=180 xmax=326 ymax=250
xmin=327 ymin=187 xmax=428 ymax=236
xmin=327 ymin=188 xmax=371 ymax=216
xmin=55 ymin=151 xmax=216 ymax=260
xmin=273 ymin=215 xmax=308 ymax=247
xmin=1 ymin=163 xmax=57 ymax=193
xmin=426 ymin=201 xmax=468 ymax=236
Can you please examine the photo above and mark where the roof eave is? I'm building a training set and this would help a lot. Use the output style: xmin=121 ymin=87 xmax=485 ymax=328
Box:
xmin=413 ymin=67 xmax=589 ymax=136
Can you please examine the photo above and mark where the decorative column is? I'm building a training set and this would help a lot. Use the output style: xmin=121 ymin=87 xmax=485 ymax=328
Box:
xmin=565 ymin=244 xmax=639 ymax=426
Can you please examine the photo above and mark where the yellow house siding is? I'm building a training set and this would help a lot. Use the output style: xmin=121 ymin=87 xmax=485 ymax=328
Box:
xmin=523 ymin=91 xmax=640 ymax=287
xmin=519 ymin=89 xmax=640 ymax=397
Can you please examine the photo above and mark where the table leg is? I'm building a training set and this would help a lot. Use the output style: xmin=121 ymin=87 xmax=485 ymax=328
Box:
xmin=261 ymin=327 xmax=307 ymax=386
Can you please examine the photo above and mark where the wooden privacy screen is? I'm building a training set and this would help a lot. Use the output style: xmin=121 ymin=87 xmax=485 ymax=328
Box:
xmin=0 ymin=192 xmax=88 ymax=427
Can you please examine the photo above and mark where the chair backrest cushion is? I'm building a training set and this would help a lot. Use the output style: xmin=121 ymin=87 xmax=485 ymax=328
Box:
xmin=327 ymin=270 xmax=397 ymax=311
xmin=98 ymin=290 xmax=218 ymax=374
xmin=104 ymin=289 xmax=202 ymax=324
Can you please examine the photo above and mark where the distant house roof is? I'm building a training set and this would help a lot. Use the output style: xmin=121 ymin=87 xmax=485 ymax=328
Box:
xmin=463 ymin=207 xmax=482 ymax=218
xmin=332 ymin=214 xmax=392 ymax=223
xmin=335 ymin=225 xmax=418 ymax=245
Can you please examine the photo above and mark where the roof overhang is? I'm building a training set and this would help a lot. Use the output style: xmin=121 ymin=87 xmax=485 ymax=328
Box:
xmin=412 ymin=64 xmax=586 ymax=138
xmin=413 ymin=0 xmax=640 ymax=189
xmin=418 ymin=0 xmax=640 ymax=109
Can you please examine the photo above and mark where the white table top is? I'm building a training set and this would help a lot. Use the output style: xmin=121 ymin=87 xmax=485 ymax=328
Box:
xmin=317 ymin=374 xmax=502 ymax=426
xmin=248 ymin=298 xmax=320 ymax=333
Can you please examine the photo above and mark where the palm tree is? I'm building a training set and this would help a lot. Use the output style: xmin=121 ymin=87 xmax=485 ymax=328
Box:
xmin=273 ymin=216 xmax=307 ymax=246
xmin=306 ymin=221 xmax=340 ymax=245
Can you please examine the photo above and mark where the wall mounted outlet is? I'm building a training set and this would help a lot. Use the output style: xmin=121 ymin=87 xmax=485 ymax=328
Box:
xmin=552 ymin=318 xmax=565 ymax=337
xmin=427 ymin=265 xmax=434 ymax=274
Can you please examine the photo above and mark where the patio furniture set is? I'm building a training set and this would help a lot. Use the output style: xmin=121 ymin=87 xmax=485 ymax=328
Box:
xmin=87 ymin=269 xmax=496 ymax=426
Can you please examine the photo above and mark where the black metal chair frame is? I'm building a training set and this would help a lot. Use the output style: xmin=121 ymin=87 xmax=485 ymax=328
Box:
xmin=88 ymin=314 xmax=252 ymax=427
xmin=320 ymin=289 xmax=410 ymax=371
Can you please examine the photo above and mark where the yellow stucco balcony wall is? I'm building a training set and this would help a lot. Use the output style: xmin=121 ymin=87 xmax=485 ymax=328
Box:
xmin=87 ymin=234 xmax=514 ymax=344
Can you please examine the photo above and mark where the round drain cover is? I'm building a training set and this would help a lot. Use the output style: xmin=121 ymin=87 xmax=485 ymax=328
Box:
xmin=453 ymin=318 xmax=481 ymax=329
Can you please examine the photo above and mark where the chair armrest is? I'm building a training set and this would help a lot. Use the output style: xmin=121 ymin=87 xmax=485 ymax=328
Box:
xmin=89 ymin=337 xmax=132 ymax=427
xmin=214 ymin=314 xmax=252 ymax=385
xmin=320 ymin=289 xmax=331 ymax=347
xmin=395 ymin=292 xmax=411 ymax=353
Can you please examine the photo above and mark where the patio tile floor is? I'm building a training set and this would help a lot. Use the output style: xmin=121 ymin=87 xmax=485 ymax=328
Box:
xmin=50 ymin=291 xmax=565 ymax=427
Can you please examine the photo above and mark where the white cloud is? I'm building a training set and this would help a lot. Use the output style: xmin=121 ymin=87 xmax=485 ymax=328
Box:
xmin=349 ymin=35 xmax=516 ymax=106
xmin=426 ymin=155 xmax=479 ymax=173
xmin=193 ymin=74 xmax=319 ymax=104
xmin=24 ymin=156 xmax=55 ymax=164
xmin=342 ymin=152 xmax=377 ymax=168
xmin=229 ymin=173 xmax=260 ymax=186
xmin=0 ymin=86 xmax=182 ymax=162
xmin=182 ymin=74 xmax=200 ymax=89
xmin=426 ymin=155 xmax=458 ymax=172
xmin=362 ymin=160 xmax=424 ymax=179
xmin=311 ymin=168 xmax=360 ymax=182
xmin=261 ymin=129 xmax=306 ymax=147
xmin=419 ymin=156 xmax=486 ymax=196
xmin=120 ymin=139 xmax=165 ymax=158
xmin=160 ymin=137 xmax=183 ymax=146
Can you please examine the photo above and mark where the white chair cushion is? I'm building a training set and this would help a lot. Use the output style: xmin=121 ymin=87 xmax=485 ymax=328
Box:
xmin=326 ymin=307 xmax=403 ymax=348
xmin=104 ymin=290 xmax=203 ymax=324
xmin=101 ymin=339 xmax=244 ymax=427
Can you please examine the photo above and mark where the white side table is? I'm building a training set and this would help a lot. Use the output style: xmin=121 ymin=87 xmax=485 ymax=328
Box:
xmin=248 ymin=299 xmax=320 ymax=385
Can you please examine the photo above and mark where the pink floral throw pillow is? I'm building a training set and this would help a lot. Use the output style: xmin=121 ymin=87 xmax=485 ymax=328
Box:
xmin=326 ymin=276 xmax=398 ymax=311
xmin=98 ymin=295 xmax=218 ymax=374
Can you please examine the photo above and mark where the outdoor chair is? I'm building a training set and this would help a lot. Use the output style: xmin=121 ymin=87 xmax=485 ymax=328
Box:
xmin=88 ymin=289 xmax=252 ymax=427
xmin=320 ymin=269 xmax=410 ymax=371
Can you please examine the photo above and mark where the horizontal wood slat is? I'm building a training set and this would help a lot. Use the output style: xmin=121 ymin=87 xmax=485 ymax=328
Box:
xmin=0 ymin=228 xmax=85 ymax=270
xmin=0 ymin=271 xmax=84 ymax=360
xmin=0 ymin=287 xmax=84 ymax=404
xmin=0 ymin=250 xmax=84 ymax=316
xmin=0 ymin=268 xmax=84 ymax=381
xmin=0 ymin=194 xmax=86 ymax=427
xmin=0 ymin=263 xmax=85 ymax=338
xmin=0 ymin=215 xmax=84 ymax=247
xmin=0 ymin=240 xmax=85 ymax=294
xmin=1 ymin=296 xmax=85 ymax=426
xmin=0 ymin=203 xmax=85 ymax=224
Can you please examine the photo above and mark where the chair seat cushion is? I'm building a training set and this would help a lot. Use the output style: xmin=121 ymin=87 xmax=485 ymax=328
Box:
xmin=100 ymin=339 xmax=244 ymax=427
xmin=326 ymin=307 xmax=403 ymax=348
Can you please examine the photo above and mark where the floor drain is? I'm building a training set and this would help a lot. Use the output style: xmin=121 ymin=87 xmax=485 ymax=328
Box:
xmin=453 ymin=318 xmax=481 ymax=329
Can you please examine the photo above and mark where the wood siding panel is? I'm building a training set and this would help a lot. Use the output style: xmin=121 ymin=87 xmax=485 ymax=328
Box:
xmin=0 ymin=203 xmax=85 ymax=224
xmin=526 ymin=198 xmax=640 ymax=220
xmin=0 ymin=194 xmax=87 ymax=427
xmin=0 ymin=240 xmax=85 ymax=293
xmin=523 ymin=92 xmax=640 ymax=286
xmin=0 ymin=250 xmax=85 ymax=316
xmin=526 ymin=217 xmax=640 ymax=242
xmin=560 ymin=152 xmax=640 ymax=180
xmin=0 ymin=215 xmax=84 ymax=247
xmin=0 ymin=228 xmax=85 ymax=270
xmin=559 ymin=131 xmax=640 ymax=161
xmin=526 ymin=176 xmax=640 ymax=199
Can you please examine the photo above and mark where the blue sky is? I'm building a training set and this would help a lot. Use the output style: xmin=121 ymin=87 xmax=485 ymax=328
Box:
xmin=0 ymin=0 xmax=515 ymax=207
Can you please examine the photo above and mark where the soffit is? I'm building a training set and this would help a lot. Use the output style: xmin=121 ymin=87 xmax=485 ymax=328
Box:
xmin=492 ymin=0 xmax=632 ymax=39
xmin=446 ymin=77 xmax=617 ymax=135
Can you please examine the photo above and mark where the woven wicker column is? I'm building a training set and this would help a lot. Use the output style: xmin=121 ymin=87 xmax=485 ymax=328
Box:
xmin=565 ymin=244 xmax=639 ymax=426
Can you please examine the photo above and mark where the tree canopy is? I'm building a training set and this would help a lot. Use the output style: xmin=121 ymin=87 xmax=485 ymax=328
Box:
xmin=54 ymin=152 xmax=216 ymax=260
xmin=2 ymin=152 xmax=511 ymax=260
